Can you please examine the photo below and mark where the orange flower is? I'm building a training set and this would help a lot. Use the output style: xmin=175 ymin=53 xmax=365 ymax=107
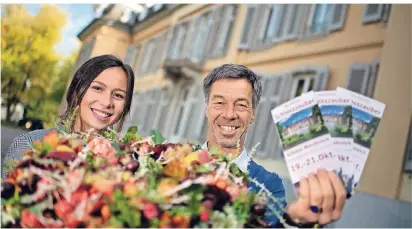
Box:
xmin=44 ymin=130 xmax=60 ymax=148
xmin=163 ymin=159 xmax=187 ymax=179
xmin=157 ymin=178 xmax=178 ymax=197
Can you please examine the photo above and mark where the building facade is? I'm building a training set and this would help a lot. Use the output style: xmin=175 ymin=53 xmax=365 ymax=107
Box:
xmin=73 ymin=4 xmax=411 ymax=227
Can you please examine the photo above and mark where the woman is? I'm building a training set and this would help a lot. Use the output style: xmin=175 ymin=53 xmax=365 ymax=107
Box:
xmin=2 ymin=54 xmax=135 ymax=176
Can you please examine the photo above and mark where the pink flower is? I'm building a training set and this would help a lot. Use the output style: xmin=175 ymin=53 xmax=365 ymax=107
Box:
xmin=143 ymin=202 xmax=159 ymax=219
xmin=87 ymin=138 xmax=118 ymax=163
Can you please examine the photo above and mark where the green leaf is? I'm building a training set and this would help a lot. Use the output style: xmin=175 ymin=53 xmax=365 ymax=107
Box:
xmin=126 ymin=126 xmax=138 ymax=135
xmin=149 ymin=218 xmax=160 ymax=228
xmin=121 ymin=126 xmax=141 ymax=144
xmin=150 ymin=130 xmax=165 ymax=144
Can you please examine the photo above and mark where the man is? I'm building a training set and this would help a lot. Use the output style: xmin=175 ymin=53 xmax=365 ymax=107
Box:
xmin=201 ymin=64 xmax=347 ymax=227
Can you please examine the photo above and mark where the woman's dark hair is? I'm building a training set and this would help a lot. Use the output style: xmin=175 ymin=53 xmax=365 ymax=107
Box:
xmin=60 ymin=54 xmax=135 ymax=132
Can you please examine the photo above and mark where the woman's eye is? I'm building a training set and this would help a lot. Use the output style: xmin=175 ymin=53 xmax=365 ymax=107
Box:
xmin=114 ymin=93 xmax=125 ymax=99
xmin=91 ymin=86 xmax=102 ymax=92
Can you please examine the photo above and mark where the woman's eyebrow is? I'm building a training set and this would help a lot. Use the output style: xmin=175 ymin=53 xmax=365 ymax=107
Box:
xmin=93 ymin=81 xmax=126 ymax=93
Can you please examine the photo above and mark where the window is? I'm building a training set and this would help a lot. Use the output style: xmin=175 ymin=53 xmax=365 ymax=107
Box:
xmin=239 ymin=4 xmax=347 ymax=50
xmin=167 ymin=22 xmax=189 ymax=60
xmin=362 ymin=4 xmax=391 ymax=24
xmin=209 ymin=4 xmax=237 ymax=58
xmin=304 ymin=4 xmax=347 ymax=36
xmin=138 ymin=33 xmax=167 ymax=76
xmin=346 ymin=61 xmax=379 ymax=98
xmin=289 ymin=67 xmax=329 ymax=99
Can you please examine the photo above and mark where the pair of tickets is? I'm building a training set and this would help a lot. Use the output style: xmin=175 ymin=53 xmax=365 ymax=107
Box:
xmin=271 ymin=87 xmax=386 ymax=195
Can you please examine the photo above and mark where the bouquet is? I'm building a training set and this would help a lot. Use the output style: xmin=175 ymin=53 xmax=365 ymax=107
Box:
xmin=1 ymin=127 xmax=282 ymax=228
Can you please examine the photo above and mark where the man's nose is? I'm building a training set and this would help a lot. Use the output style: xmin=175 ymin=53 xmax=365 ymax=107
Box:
xmin=223 ymin=104 xmax=236 ymax=119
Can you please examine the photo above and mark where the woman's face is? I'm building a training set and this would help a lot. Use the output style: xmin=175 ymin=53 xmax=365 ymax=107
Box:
xmin=76 ymin=67 xmax=128 ymax=132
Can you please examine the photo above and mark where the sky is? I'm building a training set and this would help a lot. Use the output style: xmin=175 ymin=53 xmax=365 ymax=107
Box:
xmin=319 ymin=105 xmax=345 ymax=116
xmin=279 ymin=107 xmax=313 ymax=127
xmin=23 ymin=4 xmax=95 ymax=57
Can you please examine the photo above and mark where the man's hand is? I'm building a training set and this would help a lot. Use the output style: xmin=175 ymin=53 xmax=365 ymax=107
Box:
xmin=286 ymin=168 xmax=347 ymax=225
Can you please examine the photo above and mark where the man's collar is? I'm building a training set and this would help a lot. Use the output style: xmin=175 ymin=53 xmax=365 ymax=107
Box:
xmin=201 ymin=141 xmax=250 ymax=173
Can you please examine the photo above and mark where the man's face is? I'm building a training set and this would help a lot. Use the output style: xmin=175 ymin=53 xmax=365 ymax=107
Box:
xmin=206 ymin=78 xmax=255 ymax=149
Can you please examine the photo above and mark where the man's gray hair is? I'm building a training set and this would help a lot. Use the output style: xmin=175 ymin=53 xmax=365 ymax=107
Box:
xmin=202 ymin=64 xmax=262 ymax=109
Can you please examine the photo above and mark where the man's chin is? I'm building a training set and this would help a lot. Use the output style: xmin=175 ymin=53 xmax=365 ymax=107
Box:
xmin=216 ymin=139 xmax=238 ymax=149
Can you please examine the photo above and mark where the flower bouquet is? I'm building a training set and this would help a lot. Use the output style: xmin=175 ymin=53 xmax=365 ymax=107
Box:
xmin=1 ymin=127 xmax=283 ymax=228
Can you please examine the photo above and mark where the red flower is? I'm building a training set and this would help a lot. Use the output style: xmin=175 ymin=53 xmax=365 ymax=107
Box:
xmin=21 ymin=209 xmax=43 ymax=228
xmin=143 ymin=202 xmax=159 ymax=220
xmin=200 ymin=210 xmax=209 ymax=222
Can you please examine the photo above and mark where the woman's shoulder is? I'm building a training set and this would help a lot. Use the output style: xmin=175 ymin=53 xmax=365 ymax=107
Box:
xmin=13 ymin=128 xmax=57 ymax=145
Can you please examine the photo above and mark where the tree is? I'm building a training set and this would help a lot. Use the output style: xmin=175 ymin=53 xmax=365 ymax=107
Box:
xmin=27 ymin=50 xmax=79 ymax=127
xmin=1 ymin=4 xmax=67 ymax=122
xmin=276 ymin=123 xmax=284 ymax=141
xmin=343 ymin=105 xmax=352 ymax=128
xmin=367 ymin=117 xmax=380 ymax=138
xmin=312 ymin=105 xmax=324 ymax=125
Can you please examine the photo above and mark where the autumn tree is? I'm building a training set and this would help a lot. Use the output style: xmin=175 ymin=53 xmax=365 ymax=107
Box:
xmin=1 ymin=4 xmax=67 ymax=122
xmin=26 ymin=50 xmax=78 ymax=127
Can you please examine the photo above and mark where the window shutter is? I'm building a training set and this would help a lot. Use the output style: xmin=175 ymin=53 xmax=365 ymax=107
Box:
xmin=149 ymin=33 xmax=167 ymax=73
xmin=381 ymin=4 xmax=392 ymax=25
xmin=265 ymin=75 xmax=288 ymax=159
xmin=215 ymin=5 xmax=236 ymax=56
xmin=129 ymin=92 xmax=141 ymax=123
xmin=123 ymin=46 xmax=137 ymax=66
xmin=167 ymin=26 xmax=178 ymax=59
xmin=176 ymin=23 xmax=189 ymax=59
xmin=404 ymin=120 xmax=412 ymax=173
xmin=328 ymin=4 xmax=347 ymax=32
xmin=258 ymin=5 xmax=272 ymax=42
xmin=362 ymin=4 xmax=384 ymax=23
xmin=283 ymin=4 xmax=302 ymax=40
xmin=366 ymin=61 xmax=379 ymax=98
xmin=153 ymin=87 xmax=170 ymax=134
xmin=346 ymin=63 xmax=370 ymax=95
xmin=193 ymin=11 xmax=214 ymax=63
xmin=238 ymin=4 xmax=258 ymax=50
xmin=273 ymin=5 xmax=287 ymax=43
xmin=185 ymin=17 xmax=201 ymax=60
xmin=140 ymin=40 xmax=155 ymax=75
xmin=313 ymin=67 xmax=329 ymax=91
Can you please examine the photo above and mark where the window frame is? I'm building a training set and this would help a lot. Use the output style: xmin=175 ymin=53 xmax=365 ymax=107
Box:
xmin=362 ymin=4 xmax=384 ymax=24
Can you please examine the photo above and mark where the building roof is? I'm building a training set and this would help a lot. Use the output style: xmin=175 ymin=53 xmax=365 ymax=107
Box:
xmin=77 ymin=4 xmax=169 ymax=41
